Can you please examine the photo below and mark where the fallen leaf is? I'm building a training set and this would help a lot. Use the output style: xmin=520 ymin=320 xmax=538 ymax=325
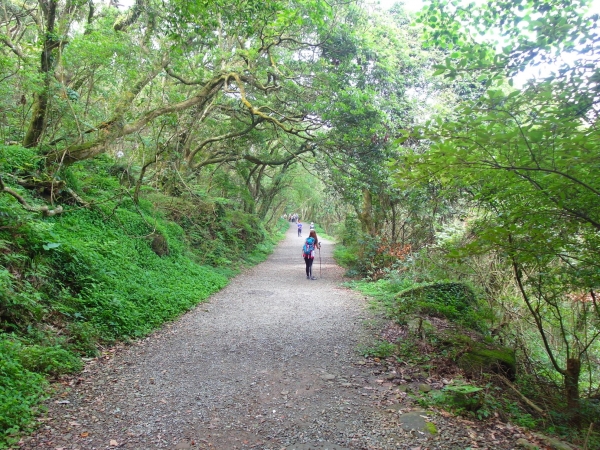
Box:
xmin=80 ymin=432 xmax=89 ymax=438
xmin=110 ymin=439 xmax=119 ymax=446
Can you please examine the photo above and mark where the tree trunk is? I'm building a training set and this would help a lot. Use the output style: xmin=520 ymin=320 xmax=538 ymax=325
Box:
xmin=565 ymin=357 xmax=581 ymax=425
xmin=358 ymin=189 xmax=375 ymax=236
xmin=391 ymin=202 xmax=397 ymax=243
xmin=23 ymin=0 xmax=59 ymax=148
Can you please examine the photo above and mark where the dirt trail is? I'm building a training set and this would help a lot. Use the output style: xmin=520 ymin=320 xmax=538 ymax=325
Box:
xmin=19 ymin=225 xmax=526 ymax=450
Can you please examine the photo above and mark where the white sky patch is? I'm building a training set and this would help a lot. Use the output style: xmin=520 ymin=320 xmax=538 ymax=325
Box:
xmin=374 ymin=0 xmax=600 ymax=13
xmin=367 ymin=0 xmax=425 ymax=13
xmin=115 ymin=0 xmax=598 ymax=88
xmin=369 ymin=0 xmax=600 ymax=86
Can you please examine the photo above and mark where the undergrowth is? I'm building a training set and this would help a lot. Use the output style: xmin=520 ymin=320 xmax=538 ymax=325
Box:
xmin=344 ymin=274 xmax=600 ymax=449
xmin=0 ymin=148 xmax=284 ymax=447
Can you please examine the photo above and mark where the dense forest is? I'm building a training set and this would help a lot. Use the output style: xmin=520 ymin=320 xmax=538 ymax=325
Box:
xmin=1 ymin=0 xmax=599 ymax=447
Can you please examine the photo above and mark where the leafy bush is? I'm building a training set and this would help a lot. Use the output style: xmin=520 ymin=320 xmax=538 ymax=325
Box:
xmin=332 ymin=219 xmax=415 ymax=279
xmin=422 ymin=381 xmax=490 ymax=418
xmin=333 ymin=244 xmax=359 ymax=272
xmin=17 ymin=344 xmax=82 ymax=376
xmin=0 ymin=338 xmax=48 ymax=446
xmin=0 ymin=145 xmax=42 ymax=174
xmin=394 ymin=282 xmax=487 ymax=331
xmin=358 ymin=340 xmax=396 ymax=358
xmin=0 ymin=152 xmax=280 ymax=447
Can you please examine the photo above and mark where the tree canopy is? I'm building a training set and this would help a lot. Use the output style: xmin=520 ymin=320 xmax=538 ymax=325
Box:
xmin=2 ymin=0 xmax=600 ymax=445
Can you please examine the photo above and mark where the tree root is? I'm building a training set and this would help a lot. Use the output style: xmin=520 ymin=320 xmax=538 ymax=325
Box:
xmin=1 ymin=176 xmax=64 ymax=217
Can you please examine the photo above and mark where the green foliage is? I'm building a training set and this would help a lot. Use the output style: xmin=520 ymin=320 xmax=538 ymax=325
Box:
xmin=0 ymin=338 xmax=48 ymax=447
xmin=33 ymin=206 xmax=230 ymax=341
xmin=0 ymin=145 xmax=42 ymax=174
xmin=0 ymin=152 xmax=282 ymax=445
xmin=334 ymin=232 xmax=415 ymax=279
xmin=347 ymin=276 xmax=417 ymax=306
xmin=394 ymin=282 xmax=485 ymax=330
xmin=402 ymin=0 xmax=600 ymax=425
xmin=333 ymin=244 xmax=359 ymax=272
xmin=358 ymin=340 xmax=396 ymax=358
xmin=422 ymin=380 xmax=493 ymax=420
xmin=351 ymin=276 xmax=490 ymax=332
xmin=12 ymin=342 xmax=82 ymax=377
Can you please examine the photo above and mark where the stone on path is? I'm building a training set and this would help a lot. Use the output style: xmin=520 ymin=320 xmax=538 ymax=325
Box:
xmin=286 ymin=443 xmax=350 ymax=450
xmin=397 ymin=411 xmax=437 ymax=436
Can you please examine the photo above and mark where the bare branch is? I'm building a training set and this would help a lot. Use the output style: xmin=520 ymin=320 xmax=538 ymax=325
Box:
xmin=0 ymin=176 xmax=64 ymax=217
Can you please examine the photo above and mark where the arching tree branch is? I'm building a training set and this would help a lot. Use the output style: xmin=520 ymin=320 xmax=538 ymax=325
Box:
xmin=113 ymin=0 xmax=144 ymax=32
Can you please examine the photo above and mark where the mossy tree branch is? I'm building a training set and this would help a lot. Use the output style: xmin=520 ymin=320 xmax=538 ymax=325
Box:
xmin=0 ymin=176 xmax=64 ymax=217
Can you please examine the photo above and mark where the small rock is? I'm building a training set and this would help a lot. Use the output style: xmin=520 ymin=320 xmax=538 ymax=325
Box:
xmin=418 ymin=384 xmax=432 ymax=393
xmin=397 ymin=411 xmax=436 ymax=435
xmin=321 ymin=374 xmax=336 ymax=381
xmin=516 ymin=438 xmax=538 ymax=449
xmin=532 ymin=433 xmax=576 ymax=450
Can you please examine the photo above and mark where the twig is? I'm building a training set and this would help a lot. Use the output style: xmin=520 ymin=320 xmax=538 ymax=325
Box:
xmin=583 ymin=422 xmax=594 ymax=450
xmin=65 ymin=188 xmax=89 ymax=207
xmin=495 ymin=374 xmax=546 ymax=416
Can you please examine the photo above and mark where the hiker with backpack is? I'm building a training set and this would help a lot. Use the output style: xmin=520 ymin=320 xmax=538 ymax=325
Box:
xmin=302 ymin=230 xmax=321 ymax=280
xmin=297 ymin=221 xmax=303 ymax=237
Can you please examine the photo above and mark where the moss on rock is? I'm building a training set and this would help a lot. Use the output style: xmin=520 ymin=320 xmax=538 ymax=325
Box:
xmin=458 ymin=345 xmax=516 ymax=380
xmin=393 ymin=282 xmax=483 ymax=330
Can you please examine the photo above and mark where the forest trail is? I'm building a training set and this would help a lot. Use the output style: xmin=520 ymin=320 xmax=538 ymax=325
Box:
xmin=19 ymin=225 xmax=524 ymax=450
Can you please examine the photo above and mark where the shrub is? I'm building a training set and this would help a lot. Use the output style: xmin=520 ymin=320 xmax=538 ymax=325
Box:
xmin=0 ymin=338 xmax=48 ymax=446
xmin=17 ymin=344 xmax=82 ymax=376
xmin=394 ymin=282 xmax=486 ymax=331
xmin=0 ymin=148 xmax=279 ymax=447
xmin=358 ymin=340 xmax=397 ymax=358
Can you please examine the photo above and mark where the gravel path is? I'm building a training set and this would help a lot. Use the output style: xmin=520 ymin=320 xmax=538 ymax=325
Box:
xmin=19 ymin=225 xmax=528 ymax=450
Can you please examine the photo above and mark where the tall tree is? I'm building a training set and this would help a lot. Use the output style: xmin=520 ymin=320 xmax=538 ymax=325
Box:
xmin=403 ymin=0 xmax=600 ymax=420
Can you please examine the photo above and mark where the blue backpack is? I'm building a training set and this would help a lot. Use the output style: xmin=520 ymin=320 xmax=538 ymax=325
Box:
xmin=302 ymin=237 xmax=315 ymax=257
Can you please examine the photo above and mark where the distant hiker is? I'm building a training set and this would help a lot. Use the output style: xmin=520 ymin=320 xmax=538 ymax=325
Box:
xmin=297 ymin=221 xmax=303 ymax=237
xmin=309 ymin=222 xmax=315 ymax=230
xmin=302 ymin=230 xmax=321 ymax=280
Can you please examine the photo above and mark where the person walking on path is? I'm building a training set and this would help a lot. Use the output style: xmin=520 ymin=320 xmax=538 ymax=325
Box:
xmin=297 ymin=221 xmax=303 ymax=237
xmin=302 ymin=229 xmax=321 ymax=280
